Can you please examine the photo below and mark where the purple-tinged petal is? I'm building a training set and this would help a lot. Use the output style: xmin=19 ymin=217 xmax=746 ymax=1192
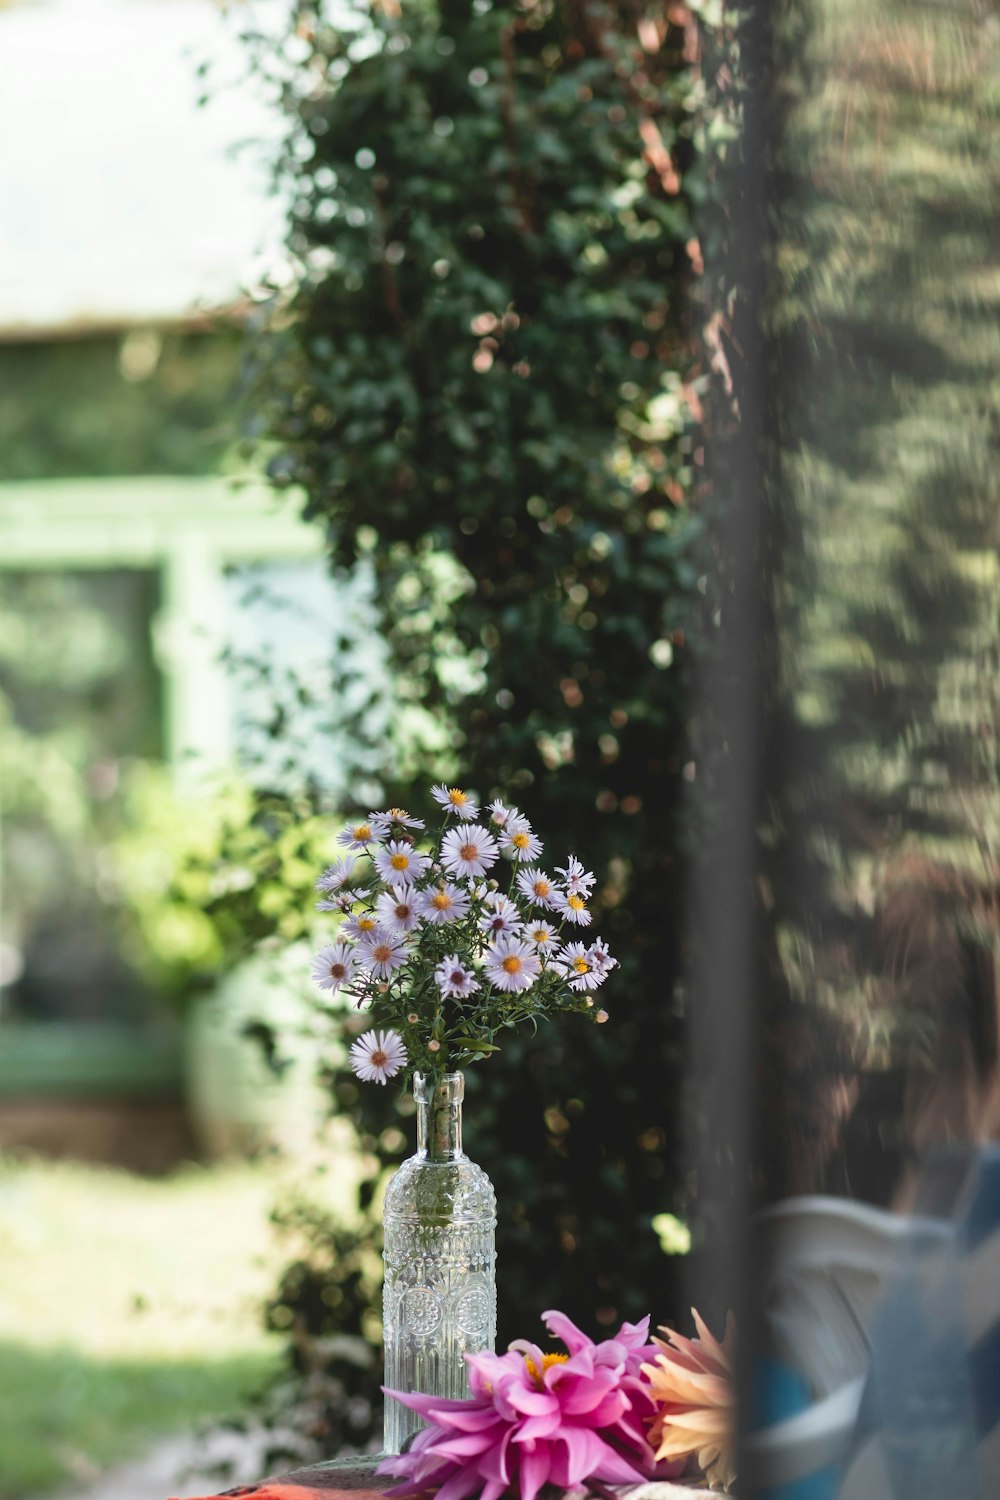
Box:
xmin=382 ymin=1385 xmax=483 ymax=1419
xmin=434 ymin=1405 xmax=507 ymax=1433
xmin=478 ymin=1426 xmax=514 ymax=1484
xmin=517 ymin=1442 xmax=552 ymax=1500
xmin=547 ymin=1427 xmax=607 ymax=1486
xmin=558 ymin=1345 xmax=597 ymax=1381
xmin=548 ymin=1367 xmax=620 ymax=1416
xmin=508 ymin=1338 xmax=546 ymax=1368
xmin=432 ymin=1432 xmax=499 ymax=1461
xmin=433 ymin=1465 xmax=484 ymax=1500
xmin=542 ymin=1309 xmax=593 ymax=1354
xmin=504 ymin=1383 xmax=559 ymax=1416
xmin=618 ymin=1315 xmax=652 ymax=1347
xmin=588 ymin=1434 xmax=652 ymax=1484
xmin=509 ymin=1410 xmax=563 ymax=1443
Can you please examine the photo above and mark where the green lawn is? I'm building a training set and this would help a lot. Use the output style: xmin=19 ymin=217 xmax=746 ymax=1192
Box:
xmin=0 ymin=1157 xmax=297 ymax=1497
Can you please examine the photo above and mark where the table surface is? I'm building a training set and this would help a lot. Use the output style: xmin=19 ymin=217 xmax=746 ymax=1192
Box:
xmin=189 ymin=1456 xmax=716 ymax=1500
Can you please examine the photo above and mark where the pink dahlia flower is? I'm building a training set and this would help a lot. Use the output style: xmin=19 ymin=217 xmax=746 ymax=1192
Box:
xmin=378 ymin=1309 xmax=681 ymax=1500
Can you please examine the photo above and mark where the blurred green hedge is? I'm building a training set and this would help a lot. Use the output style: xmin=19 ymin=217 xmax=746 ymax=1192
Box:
xmin=244 ymin=0 xmax=726 ymax=1387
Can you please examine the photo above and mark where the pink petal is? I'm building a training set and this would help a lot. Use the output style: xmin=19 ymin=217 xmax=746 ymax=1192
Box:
xmin=508 ymin=1338 xmax=546 ymax=1367
xmin=479 ymin=1427 xmax=514 ymax=1485
xmin=506 ymin=1383 xmax=559 ymax=1416
xmin=548 ymin=1426 xmax=606 ymax=1485
xmin=437 ymin=1406 xmax=507 ymax=1433
xmin=433 ymin=1466 xmax=483 ymax=1500
xmin=517 ymin=1442 xmax=552 ymax=1500
xmin=618 ymin=1315 xmax=652 ymax=1348
xmin=433 ymin=1433 xmax=499 ymax=1461
xmin=550 ymin=1368 xmax=619 ymax=1416
xmin=577 ymin=1388 xmax=630 ymax=1428
xmin=510 ymin=1411 xmax=563 ymax=1442
xmin=542 ymin=1309 xmax=593 ymax=1354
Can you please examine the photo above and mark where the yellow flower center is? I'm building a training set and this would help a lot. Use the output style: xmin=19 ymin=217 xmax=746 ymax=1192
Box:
xmin=448 ymin=788 xmax=468 ymax=806
xmin=533 ymin=880 xmax=551 ymax=897
xmin=501 ymin=955 xmax=522 ymax=975
xmin=431 ymin=891 xmax=451 ymax=910
xmin=524 ymin=1353 xmax=569 ymax=1387
xmin=353 ymin=824 xmax=372 ymax=841
xmin=356 ymin=916 xmax=376 ymax=932
xmin=568 ymin=894 xmax=586 ymax=911
xmin=573 ymin=957 xmax=591 ymax=975
xmin=386 ymin=808 xmax=409 ymax=820
xmin=512 ymin=832 xmax=530 ymax=849
xmin=390 ymin=853 xmax=410 ymax=870
xmin=532 ymin=928 xmax=551 ymax=944
xmin=459 ymin=842 xmax=478 ymax=862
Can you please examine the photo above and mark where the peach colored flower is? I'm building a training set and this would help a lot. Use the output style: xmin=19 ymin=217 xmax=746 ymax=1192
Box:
xmin=641 ymin=1309 xmax=736 ymax=1491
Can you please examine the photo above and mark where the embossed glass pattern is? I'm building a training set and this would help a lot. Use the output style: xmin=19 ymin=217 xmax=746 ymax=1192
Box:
xmin=382 ymin=1071 xmax=497 ymax=1455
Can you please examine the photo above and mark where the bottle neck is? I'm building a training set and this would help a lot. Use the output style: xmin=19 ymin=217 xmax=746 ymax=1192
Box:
xmin=415 ymin=1072 xmax=465 ymax=1162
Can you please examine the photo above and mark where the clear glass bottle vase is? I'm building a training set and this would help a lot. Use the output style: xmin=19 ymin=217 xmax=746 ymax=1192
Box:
xmin=382 ymin=1071 xmax=497 ymax=1455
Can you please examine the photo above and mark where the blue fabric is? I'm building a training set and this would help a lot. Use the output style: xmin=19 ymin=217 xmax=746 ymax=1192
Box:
xmin=753 ymin=1355 xmax=841 ymax=1500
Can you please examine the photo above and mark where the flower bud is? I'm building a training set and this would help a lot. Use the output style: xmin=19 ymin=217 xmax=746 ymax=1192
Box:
xmin=407 ymin=1013 xmax=419 ymax=1025
xmin=428 ymin=1039 xmax=441 ymax=1053
xmin=378 ymin=982 xmax=389 ymax=994
xmin=596 ymin=1009 xmax=609 ymax=1024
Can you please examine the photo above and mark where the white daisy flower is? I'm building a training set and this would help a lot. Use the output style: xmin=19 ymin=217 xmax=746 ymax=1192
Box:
xmin=342 ymin=910 xmax=379 ymax=942
xmin=515 ymin=868 xmax=558 ymax=909
xmin=316 ymin=858 xmax=357 ymax=893
xmin=310 ymin=941 xmax=359 ymax=993
xmin=487 ymin=798 xmax=518 ymax=828
xmin=316 ymin=886 xmax=372 ymax=912
xmin=434 ymin=954 xmax=480 ymax=1000
xmin=373 ymin=839 xmax=432 ymax=883
xmin=588 ymin=937 xmax=618 ymax=977
xmin=556 ymin=941 xmax=596 ymax=990
xmin=478 ymin=895 xmax=524 ymax=940
xmin=525 ymin=919 xmax=558 ymax=950
xmin=484 ymin=935 xmax=542 ymax=993
xmin=500 ymin=816 xmax=543 ymax=863
xmin=336 ymin=820 xmax=380 ymax=851
xmin=369 ymin=807 xmax=426 ymax=835
xmin=430 ymin=784 xmax=481 ymax=820
xmin=349 ymin=1028 xmax=408 ymax=1085
xmin=552 ymin=889 xmax=593 ymax=926
xmin=357 ymin=924 xmax=410 ymax=979
xmin=375 ymin=881 xmax=422 ymax=934
xmin=441 ymin=824 xmax=500 ymax=878
xmin=555 ymin=855 xmax=596 ymax=897
xmin=419 ymin=883 xmax=470 ymax=925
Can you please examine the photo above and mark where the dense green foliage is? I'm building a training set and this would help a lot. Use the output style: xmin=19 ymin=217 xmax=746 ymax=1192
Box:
xmin=248 ymin=0 xmax=717 ymax=1360
xmin=0 ymin=328 xmax=242 ymax=480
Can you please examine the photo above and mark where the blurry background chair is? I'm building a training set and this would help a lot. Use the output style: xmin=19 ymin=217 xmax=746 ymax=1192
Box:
xmin=748 ymin=1194 xmax=949 ymax=1495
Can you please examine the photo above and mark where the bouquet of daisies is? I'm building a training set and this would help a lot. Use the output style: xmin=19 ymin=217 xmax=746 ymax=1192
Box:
xmin=309 ymin=786 xmax=617 ymax=1085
